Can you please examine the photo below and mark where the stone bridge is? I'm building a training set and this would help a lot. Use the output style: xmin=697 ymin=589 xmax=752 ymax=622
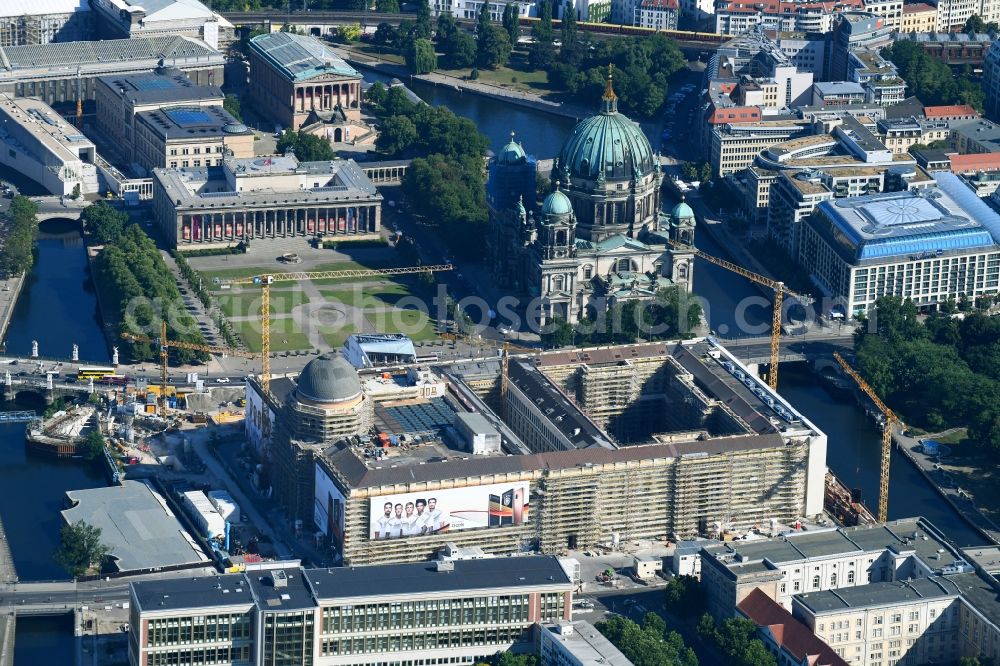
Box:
xmin=29 ymin=196 xmax=89 ymax=223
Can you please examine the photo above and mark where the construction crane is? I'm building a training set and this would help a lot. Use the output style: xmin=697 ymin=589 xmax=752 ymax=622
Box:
xmin=687 ymin=247 xmax=810 ymax=391
xmin=834 ymin=351 xmax=898 ymax=523
xmin=122 ymin=321 xmax=255 ymax=417
xmin=220 ymin=265 xmax=453 ymax=394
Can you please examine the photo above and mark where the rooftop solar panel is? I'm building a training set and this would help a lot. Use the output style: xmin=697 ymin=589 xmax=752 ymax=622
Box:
xmin=133 ymin=77 xmax=175 ymax=91
xmin=166 ymin=108 xmax=212 ymax=126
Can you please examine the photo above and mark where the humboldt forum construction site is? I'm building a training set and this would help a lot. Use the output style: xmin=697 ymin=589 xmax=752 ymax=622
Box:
xmin=246 ymin=336 xmax=827 ymax=566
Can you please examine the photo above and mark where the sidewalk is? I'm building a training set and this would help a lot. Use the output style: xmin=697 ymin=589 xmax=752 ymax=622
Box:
xmin=0 ymin=273 xmax=24 ymax=345
xmin=893 ymin=427 xmax=1000 ymax=545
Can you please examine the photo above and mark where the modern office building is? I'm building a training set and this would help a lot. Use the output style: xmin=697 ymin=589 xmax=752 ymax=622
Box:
xmin=799 ymin=172 xmax=1000 ymax=313
xmin=129 ymin=556 xmax=573 ymax=666
xmin=813 ymin=82 xmax=867 ymax=108
xmin=0 ymin=0 xmax=92 ymax=47
xmin=303 ymin=338 xmax=827 ymax=567
xmin=248 ymin=32 xmax=363 ymax=135
xmin=151 ymin=153 xmax=382 ymax=248
xmin=0 ymin=36 xmax=225 ymax=108
xmin=0 ymin=94 xmax=100 ymax=196
xmin=983 ymin=41 xmax=1000 ymax=122
xmin=710 ymin=119 xmax=813 ymax=176
xmin=830 ymin=13 xmax=893 ymax=81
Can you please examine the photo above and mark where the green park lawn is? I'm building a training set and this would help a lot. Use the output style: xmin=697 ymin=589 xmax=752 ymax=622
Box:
xmin=217 ymin=288 xmax=309 ymax=318
xmin=233 ymin=318 xmax=313 ymax=353
xmin=363 ymin=307 xmax=437 ymax=341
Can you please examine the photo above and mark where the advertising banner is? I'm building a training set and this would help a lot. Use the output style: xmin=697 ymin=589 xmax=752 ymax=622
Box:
xmin=369 ymin=481 xmax=530 ymax=540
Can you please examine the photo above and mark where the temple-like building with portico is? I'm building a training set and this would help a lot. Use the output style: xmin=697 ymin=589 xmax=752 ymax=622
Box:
xmin=248 ymin=31 xmax=371 ymax=145
xmin=151 ymin=153 xmax=382 ymax=248
xmin=487 ymin=73 xmax=696 ymax=325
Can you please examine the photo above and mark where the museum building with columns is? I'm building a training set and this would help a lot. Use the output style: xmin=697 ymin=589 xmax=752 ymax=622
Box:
xmin=152 ymin=153 xmax=382 ymax=248
xmin=248 ymin=31 xmax=362 ymax=134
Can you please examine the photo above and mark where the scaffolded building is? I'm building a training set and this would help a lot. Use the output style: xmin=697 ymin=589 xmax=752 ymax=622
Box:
xmin=305 ymin=338 xmax=827 ymax=566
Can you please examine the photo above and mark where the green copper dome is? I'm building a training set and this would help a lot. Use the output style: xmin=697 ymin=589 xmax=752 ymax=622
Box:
xmin=672 ymin=200 xmax=694 ymax=220
xmin=541 ymin=187 xmax=573 ymax=217
xmin=557 ymin=73 xmax=655 ymax=183
xmin=498 ymin=131 xmax=527 ymax=165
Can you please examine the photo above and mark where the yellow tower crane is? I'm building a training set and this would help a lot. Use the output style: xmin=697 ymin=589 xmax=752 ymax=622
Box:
xmin=220 ymin=265 xmax=453 ymax=395
xmin=689 ymin=248 xmax=810 ymax=390
xmin=834 ymin=351 xmax=898 ymax=523
xmin=121 ymin=321 xmax=256 ymax=417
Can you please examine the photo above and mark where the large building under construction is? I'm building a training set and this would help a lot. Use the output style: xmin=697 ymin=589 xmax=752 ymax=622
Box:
xmin=249 ymin=338 xmax=827 ymax=566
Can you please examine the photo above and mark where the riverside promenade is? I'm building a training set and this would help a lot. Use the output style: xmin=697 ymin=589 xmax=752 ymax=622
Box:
xmin=0 ymin=273 xmax=24 ymax=344
xmin=0 ymin=512 xmax=16 ymax=666
xmin=333 ymin=46 xmax=592 ymax=120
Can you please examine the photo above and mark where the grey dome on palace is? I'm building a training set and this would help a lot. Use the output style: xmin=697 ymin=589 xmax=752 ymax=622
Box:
xmin=295 ymin=354 xmax=362 ymax=404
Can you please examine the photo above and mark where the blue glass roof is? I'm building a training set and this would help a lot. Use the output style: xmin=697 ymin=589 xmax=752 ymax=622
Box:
xmin=165 ymin=108 xmax=212 ymax=127
xmin=855 ymin=228 xmax=995 ymax=260
xmin=817 ymin=173 xmax=1000 ymax=262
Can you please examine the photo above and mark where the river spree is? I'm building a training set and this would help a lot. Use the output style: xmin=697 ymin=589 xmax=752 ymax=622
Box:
xmin=4 ymin=220 xmax=109 ymax=363
xmin=0 ymin=224 xmax=107 ymax=583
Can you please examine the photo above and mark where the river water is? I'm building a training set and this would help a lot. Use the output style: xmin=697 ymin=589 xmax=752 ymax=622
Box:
xmin=4 ymin=220 xmax=109 ymax=363
xmin=0 ymin=224 xmax=107 ymax=661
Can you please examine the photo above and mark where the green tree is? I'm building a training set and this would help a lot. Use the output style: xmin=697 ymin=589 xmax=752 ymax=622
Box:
xmin=406 ymin=38 xmax=438 ymax=74
xmin=492 ymin=652 xmax=537 ymax=666
xmin=532 ymin=0 xmax=554 ymax=43
xmin=528 ymin=40 xmax=556 ymax=69
xmin=885 ymin=40 xmax=985 ymax=113
xmin=696 ymin=613 xmax=716 ymax=640
xmin=373 ymin=22 xmax=399 ymax=46
xmin=596 ymin=614 xmax=699 ymax=666
xmin=276 ymin=129 xmax=337 ymax=161
xmin=82 ymin=200 xmax=128 ymax=245
xmin=541 ymin=316 xmax=575 ymax=348
xmin=368 ymin=81 xmax=388 ymax=107
xmin=478 ymin=24 xmax=512 ymax=69
xmin=337 ymin=23 xmax=363 ymax=42
xmin=502 ymin=3 xmax=520 ymax=47
xmin=414 ymin=0 xmax=433 ymax=40
xmin=561 ymin=1 xmax=578 ymax=47
xmin=712 ymin=617 xmax=775 ymax=666
xmin=443 ymin=31 xmax=477 ymax=68
xmin=0 ymin=194 xmax=38 ymax=276
xmin=663 ymin=575 xmax=704 ymax=613
xmin=375 ymin=0 xmax=400 ymax=10
xmin=80 ymin=429 xmax=106 ymax=461
xmin=403 ymin=154 xmax=488 ymax=256
xmin=55 ymin=521 xmax=111 ymax=578
xmin=376 ymin=115 xmax=419 ymax=154
xmin=964 ymin=14 xmax=987 ymax=33
xmin=71 ymin=183 xmax=82 ymax=200
xmin=223 ymin=93 xmax=242 ymax=121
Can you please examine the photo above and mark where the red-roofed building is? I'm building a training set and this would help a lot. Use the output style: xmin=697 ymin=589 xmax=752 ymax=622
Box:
xmin=737 ymin=588 xmax=851 ymax=666
xmin=949 ymin=152 xmax=1000 ymax=174
xmin=924 ymin=105 xmax=980 ymax=121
